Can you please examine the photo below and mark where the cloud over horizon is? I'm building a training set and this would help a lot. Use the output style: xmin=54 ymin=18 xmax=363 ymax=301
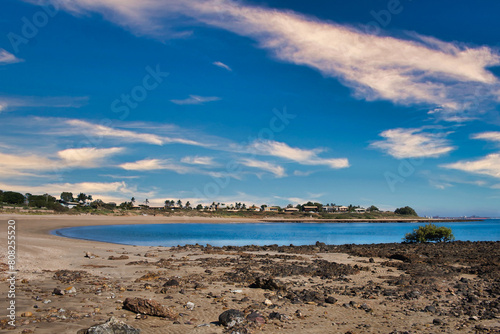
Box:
xmin=441 ymin=153 xmax=500 ymax=179
xmin=249 ymin=140 xmax=349 ymax=169
xmin=371 ymin=128 xmax=455 ymax=159
xmin=240 ymin=158 xmax=286 ymax=178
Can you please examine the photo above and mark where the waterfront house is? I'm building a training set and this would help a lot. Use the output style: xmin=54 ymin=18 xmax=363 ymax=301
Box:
xmin=285 ymin=207 xmax=299 ymax=213
xmin=303 ymin=205 xmax=318 ymax=212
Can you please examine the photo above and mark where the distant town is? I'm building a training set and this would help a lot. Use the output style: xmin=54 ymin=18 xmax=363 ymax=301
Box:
xmin=0 ymin=189 xmax=424 ymax=218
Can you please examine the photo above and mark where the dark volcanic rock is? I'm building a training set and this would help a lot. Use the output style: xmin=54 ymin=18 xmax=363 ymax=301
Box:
xmin=389 ymin=253 xmax=414 ymax=263
xmin=325 ymin=296 xmax=337 ymax=304
xmin=250 ymin=277 xmax=287 ymax=291
xmin=164 ymin=279 xmax=180 ymax=287
xmin=78 ymin=316 xmax=140 ymax=334
xmin=52 ymin=288 xmax=64 ymax=296
xmin=404 ymin=290 xmax=421 ymax=300
xmin=108 ymin=255 xmax=129 ymax=260
xmin=424 ymin=305 xmax=437 ymax=313
xmin=123 ymin=298 xmax=177 ymax=319
xmin=219 ymin=309 xmax=245 ymax=328
xmin=268 ymin=312 xmax=285 ymax=321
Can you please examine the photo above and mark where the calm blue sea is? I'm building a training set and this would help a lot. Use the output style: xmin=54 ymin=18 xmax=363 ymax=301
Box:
xmin=52 ymin=219 xmax=500 ymax=247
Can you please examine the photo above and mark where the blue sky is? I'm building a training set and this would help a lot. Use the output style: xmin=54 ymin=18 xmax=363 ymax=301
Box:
xmin=1 ymin=0 xmax=500 ymax=216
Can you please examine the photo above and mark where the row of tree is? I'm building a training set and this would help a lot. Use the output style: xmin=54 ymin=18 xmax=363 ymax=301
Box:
xmin=1 ymin=190 xmax=418 ymax=216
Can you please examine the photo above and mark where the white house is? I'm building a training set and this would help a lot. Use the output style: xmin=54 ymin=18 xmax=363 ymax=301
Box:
xmin=336 ymin=205 xmax=349 ymax=212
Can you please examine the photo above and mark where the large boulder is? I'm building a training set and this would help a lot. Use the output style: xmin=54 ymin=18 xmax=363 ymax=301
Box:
xmin=78 ymin=317 xmax=140 ymax=334
xmin=123 ymin=298 xmax=177 ymax=319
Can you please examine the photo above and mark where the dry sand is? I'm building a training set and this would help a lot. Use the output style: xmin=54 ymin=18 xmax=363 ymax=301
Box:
xmin=0 ymin=214 xmax=498 ymax=333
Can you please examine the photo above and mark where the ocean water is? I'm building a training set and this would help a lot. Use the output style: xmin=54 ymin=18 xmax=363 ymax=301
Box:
xmin=52 ymin=219 xmax=500 ymax=247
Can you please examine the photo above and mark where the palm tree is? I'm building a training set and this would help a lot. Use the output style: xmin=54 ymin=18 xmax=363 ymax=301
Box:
xmin=145 ymin=199 xmax=149 ymax=206
xmin=185 ymin=201 xmax=191 ymax=209
xmin=131 ymin=197 xmax=136 ymax=204
xmin=177 ymin=199 xmax=182 ymax=208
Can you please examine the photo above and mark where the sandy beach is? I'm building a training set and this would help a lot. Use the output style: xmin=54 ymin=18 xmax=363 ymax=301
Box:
xmin=1 ymin=214 xmax=499 ymax=333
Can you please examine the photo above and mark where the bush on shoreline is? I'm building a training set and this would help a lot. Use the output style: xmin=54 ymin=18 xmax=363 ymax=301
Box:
xmin=394 ymin=206 xmax=418 ymax=216
xmin=404 ymin=223 xmax=454 ymax=243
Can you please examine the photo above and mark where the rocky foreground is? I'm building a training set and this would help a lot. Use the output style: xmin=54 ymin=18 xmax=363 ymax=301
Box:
xmin=1 ymin=241 xmax=499 ymax=333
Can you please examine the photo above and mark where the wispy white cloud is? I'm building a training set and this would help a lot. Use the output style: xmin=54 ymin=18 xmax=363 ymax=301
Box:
xmin=429 ymin=179 xmax=453 ymax=190
xmin=66 ymin=119 xmax=207 ymax=147
xmin=170 ymin=95 xmax=221 ymax=105
xmin=472 ymin=131 xmax=500 ymax=143
xmin=181 ymin=156 xmax=215 ymax=166
xmin=0 ymin=49 xmax=22 ymax=65
xmin=0 ymin=152 xmax=55 ymax=174
xmin=293 ymin=170 xmax=314 ymax=177
xmin=119 ymin=158 xmax=203 ymax=175
xmin=441 ymin=153 xmax=500 ymax=179
xmin=249 ymin=140 xmax=349 ymax=169
xmin=0 ymin=95 xmax=88 ymax=113
xmin=120 ymin=159 xmax=171 ymax=171
xmin=45 ymin=0 xmax=500 ymax=121
xmin=57 ymin=147 xmax=125 ymax=167
xmin=100 ymin=174 xmax=140 ymax=179
xmin=419 ymin=170 xmax=487 ymax=189
xmin=213 ymin=61 xmax=232 ymax=71
xmin=370 ymin=128 xmax=455 ymax=159
xmin=240 ymin=158 xmax=286 ymax=178
xmin=0 ymin=147 xmax=125 ymax=178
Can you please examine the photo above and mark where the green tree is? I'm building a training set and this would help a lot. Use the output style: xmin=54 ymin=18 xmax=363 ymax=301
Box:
xmin=131 ymin=197 xmax=136 ymax=204
xmin=144 ymin=199 xmax=150 ymax=206
xmin=0 ymin=190 xmax=3 ymax=203
xmin=196 ymin=204 xmax=203 ymax=210
xmin=28 ymin=194 xmax=56 ymax=208
xmin=60 ymin=192 xmax=74 ymax=202
xmin=177 ymin=199 xmax=182 ymax=208
xmin=2 ymin=191 xmax=25 ymax=205
xmin=395 ymin=206 xmax=418 ymax=216
xmin=185 ymin=201 xmax=191 ymax=209
xmin=91 ymin=199 xmax=105 ymax=209
xmin=119 ymin=201 xmax=133 ymax=210
xmin=404 ymin=224 xmax=455 ymax=243
xmin=76 ymin=193 xmax=88 ymax=203
xmin=368 ymin=205 xmax=379 ymax=212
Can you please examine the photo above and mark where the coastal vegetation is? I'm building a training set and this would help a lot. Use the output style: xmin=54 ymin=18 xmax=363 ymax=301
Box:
xmin=0 ymin=188 xmax=421 ymax=220
xmin=394 ymin=206 xmax=418 ymax=216
xmin=403 ymin=223 xmax=455 ymax=243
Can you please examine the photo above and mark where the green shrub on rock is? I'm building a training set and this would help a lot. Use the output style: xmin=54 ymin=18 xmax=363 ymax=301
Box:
xmin=404 ymin=223 xmax=454 ymax=243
